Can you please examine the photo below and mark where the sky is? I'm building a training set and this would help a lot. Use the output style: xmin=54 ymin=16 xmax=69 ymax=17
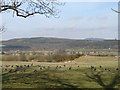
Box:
xmin=1 ymin=2 xmax=118 ymax=40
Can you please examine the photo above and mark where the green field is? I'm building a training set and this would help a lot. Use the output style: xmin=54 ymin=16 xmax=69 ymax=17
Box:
xmin=2 ymin=56 xmax=120 ymax=89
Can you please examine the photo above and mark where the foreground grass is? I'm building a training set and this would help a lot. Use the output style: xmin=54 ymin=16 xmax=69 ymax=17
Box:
xmin=2 ymin=68 xmax=102 ymax=88
xmin=2 ymin=56 xmax=120 ymax=89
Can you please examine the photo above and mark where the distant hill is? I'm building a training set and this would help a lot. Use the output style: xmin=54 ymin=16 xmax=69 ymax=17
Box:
xmin=84 ymin=38 xmax=104 ymax=41
xmin=1 ymin=37 xmax=118 ymax=51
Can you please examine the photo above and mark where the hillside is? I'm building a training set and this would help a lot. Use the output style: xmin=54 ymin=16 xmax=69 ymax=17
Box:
xmin=1 ymin=37 xmax=118 ymax=51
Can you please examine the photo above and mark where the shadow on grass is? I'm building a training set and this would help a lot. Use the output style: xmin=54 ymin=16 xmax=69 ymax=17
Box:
xmin=85 ymin=68 xmax=120 ymax=90
xmin=2 ymin=69 xmax=78 ymax=88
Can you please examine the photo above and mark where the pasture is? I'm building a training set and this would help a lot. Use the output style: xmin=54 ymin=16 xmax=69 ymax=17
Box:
xmin=1 ymin=56 xmax=120 ymax=89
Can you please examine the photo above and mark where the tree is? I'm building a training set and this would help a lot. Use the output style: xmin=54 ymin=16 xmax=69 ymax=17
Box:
xmin=19 ymin=52 xmax=27 ymax=61
xmin=0 ymin=0 xmax=63 ymax=18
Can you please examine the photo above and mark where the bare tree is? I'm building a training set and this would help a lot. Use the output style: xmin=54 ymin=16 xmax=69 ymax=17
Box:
xmin=0 ymin=0 xmax=63 ymax=18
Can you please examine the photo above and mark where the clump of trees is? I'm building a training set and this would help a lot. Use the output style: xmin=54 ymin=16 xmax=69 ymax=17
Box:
xmin=2 ymin=52 xmax=82 ymax=62
xmin=45 ymin=53 xmax=82 ymax=62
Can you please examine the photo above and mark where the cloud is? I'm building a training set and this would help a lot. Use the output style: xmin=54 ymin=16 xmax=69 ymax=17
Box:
xmin=95 ymin=25 xmax=111 ymax=30
xmin=96 ymin=16 xmax=109 ymax=20
xmin=85 ymin=16 xmax=109 ymax=21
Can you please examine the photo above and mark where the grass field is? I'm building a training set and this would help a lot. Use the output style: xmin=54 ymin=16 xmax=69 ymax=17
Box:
xmin=2 ymin=56 xmax=120 ymax=89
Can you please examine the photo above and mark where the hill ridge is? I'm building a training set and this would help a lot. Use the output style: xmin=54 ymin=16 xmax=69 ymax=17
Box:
xmin=1 ymin=37 xmax=118 ymax=51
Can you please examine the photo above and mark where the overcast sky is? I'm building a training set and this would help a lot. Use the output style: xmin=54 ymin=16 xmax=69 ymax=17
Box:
xmin=1 ymin=2 xmax=118 ymax=40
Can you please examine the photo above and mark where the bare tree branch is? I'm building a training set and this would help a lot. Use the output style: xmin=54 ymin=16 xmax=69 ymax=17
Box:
xmin=0 ymin=0 xmax=63 ymax=18
xmin=0 ymin=25 xmax=6 ymax=33
xmin=111 ymin=8 xmax=120 ymax=13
